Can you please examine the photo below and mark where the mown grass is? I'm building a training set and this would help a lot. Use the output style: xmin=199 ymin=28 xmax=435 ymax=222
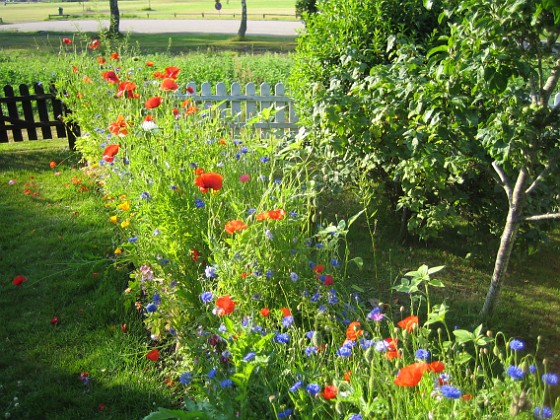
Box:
xmin=0 ymin=139 xmax=176 ymax=419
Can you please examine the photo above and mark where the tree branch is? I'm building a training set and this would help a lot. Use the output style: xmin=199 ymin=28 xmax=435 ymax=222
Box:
xmin=492 ymin=161 xmax=512 ymax=200
xmin=525 ymin=157 xmax=557 ymax=195
xmin=520 ymin=213 xmax=560 ymax=222
xmin=541 ymin=58 xmax=560 ymax=107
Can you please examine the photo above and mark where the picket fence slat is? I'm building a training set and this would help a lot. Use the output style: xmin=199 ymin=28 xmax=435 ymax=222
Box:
xmin=179 ymin=82 xmax=299 ymax=134
xmin=0 ymin=83 xmax=79 ymax=149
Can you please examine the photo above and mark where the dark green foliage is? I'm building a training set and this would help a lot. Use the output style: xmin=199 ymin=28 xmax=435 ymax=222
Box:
xmin=295 ymin=0 xmax=317 ymax=19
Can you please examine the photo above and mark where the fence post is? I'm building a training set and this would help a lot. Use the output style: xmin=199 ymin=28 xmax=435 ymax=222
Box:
xmin=19 ymin=84 xmax=38 ymax=140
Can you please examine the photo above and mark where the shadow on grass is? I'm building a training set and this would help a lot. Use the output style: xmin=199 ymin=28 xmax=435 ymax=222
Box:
xmin=0 ymin=141 xmax=176 ymax=419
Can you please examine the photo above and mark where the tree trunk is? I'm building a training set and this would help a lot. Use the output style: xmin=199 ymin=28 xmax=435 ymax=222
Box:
xmin=480 ymin=168 xmax=527 ymax=322
xmin=238 ymin=0 xmax=247 ymax=39
xmin=109 ymin=0 xmax=120 ymax=36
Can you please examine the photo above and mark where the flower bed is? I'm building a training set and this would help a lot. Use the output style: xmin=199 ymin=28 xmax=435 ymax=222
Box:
xmin=56 ymin=39 xmax=559 ymax=419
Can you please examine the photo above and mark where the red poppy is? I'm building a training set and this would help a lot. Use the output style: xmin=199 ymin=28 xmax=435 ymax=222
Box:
xmin=164 ymin=66 xmax=180 ymax=79
xmin=256 ymin=209 xmax=286 ymax=221
xmin=462 ymin=394 xmax=473 ymax=401
xmin=345 ymin=321 xmax=363 ymax=342
xmin=50 ymin=316 xmax=60 ymax=325
xmin=322 ymin=385 xmax=337 ymax=400
xmin=385 ymin=337 xmax=400 ymax=360
xmin=12 ymin=275 xmax=27 ymax=286
xmin=97 ymin=56 xmax=106 ymax=65
xmin=215 ymin=295 xmax=236 ymax=316
xmin=108 ymin=115 xmax=129 ymax=137
xmin=191 ymin=248 xmax=200 ymax=262
xmin=99 ymin=403 xmax=106 ymax=411
xmin=146 ymin=61 xmax=154 ymax=67
xmin=428 ymin=361 xmax=445 ymax=373
xmin=313 ymin=264 xmax=324 ymax=274
xmin=324 ymin=275 xmax=334 ymax=286
xmin=185 ymin=105 xmax=198 ymax=115
xmin=102 ymin=71 xmax=120 ymax=84
xmin=145 ymin=96 xmax=163 ymax=109
xmin=194 ymin=167 xmax=204 ymax=175
xmin=49 ymin=161 xmax=57 ymax=168
xmin=153 ymin=71 xmax=165 ymax=79
xmin=110 ymin=52 xmax=120 ymax=61
xmin=394 ymin=362 xmax=428 ymax=387
xmin=116 ymin=81 xmax=137 ymax=98
xmin=172 ymin=107 xmax=180 ymax=118
xmin=260 ymin=308 xmax=270 ymax=317
xmin=146 ymin=349 xmax=159 ymax=361
xmin=160 ymin=78 xmax=178 ymax=91
xmin=225 ymin=220 xmax=248 ymax=235
xmin=103 ymin=144 xmax=120 ymax=163
xmin=186 ymin=86 xmax=195 ymax=95
xmin=195 ymin=172 xmax=223 ymax=193
xmin=344 ymin=370 xmax=352 ymax=382
xmin=72 ymin=66 xmax=78 ymax=74
xmin=121 ymin=323 xmax=128 ymax=333
xmin=89 ymin=39 xmax=100 ymax=49
xmin=397 ymin=315 xmax=419 ymax=332
xmin=281 ymin=307 xmax=291 ymax=317
xmin=62 ymin=37 xmax=72 ymax=45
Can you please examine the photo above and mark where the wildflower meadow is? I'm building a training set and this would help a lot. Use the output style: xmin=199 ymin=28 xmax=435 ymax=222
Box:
xmin=21 ymin=34 xmax=560 ymax=419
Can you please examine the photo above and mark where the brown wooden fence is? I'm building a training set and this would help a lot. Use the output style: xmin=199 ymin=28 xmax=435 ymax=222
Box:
xmin=0 ymin=83 xmax=80 ymax=150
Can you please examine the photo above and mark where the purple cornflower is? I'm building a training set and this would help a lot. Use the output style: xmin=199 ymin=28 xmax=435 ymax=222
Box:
xmin=243 ymin=352 xmax=256 ymax=362
xmin=205 ymin=266 xmax=217 ymax=278
xmin=304 ymin=346 xmax=317 ymax=357
xmin=507 ymin=365 xmax=525 ymax=380
xmin=509 ymin=339 xmax=525 ymax=351
xmin=289 ymin=381 xmax=303 ymax=392
xmin=534 ymin=406 xmax=553 ymax=419
xmin=542 ymin=373 xmax=559 ymax=386
xmin=200 ymin=291 xmax=213 ymax=303
xmin=282 ymin=316 xmax=294 ymax=329
xmin=367 ymin=307 xmax=384 ymax=322
xmin=336 ymin=346 xmax=352 ymax=357
xmin=275 ymin=333 xmax=290 ymax=344
xmin=415 ymin=349 xmax=430 ymax=361
xmin=306 ymin=383 xmax=320 ymax=396
xmin=195 ymin=198 xmax=205 ymax=208
xmin=440 ymin=385 xmax=462 ymax=399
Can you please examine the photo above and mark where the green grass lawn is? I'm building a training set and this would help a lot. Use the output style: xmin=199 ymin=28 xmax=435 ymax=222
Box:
xmin=0 ymin=0 xmax=297 ymax=23
xmin=0 ymin=139 xmax=176 ymax=419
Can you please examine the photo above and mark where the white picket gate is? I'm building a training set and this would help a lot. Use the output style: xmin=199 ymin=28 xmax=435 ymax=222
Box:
xmin=180 ymin=82 xmax=299 ymax=134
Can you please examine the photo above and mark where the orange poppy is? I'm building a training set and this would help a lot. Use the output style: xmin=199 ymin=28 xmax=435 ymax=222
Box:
xmin=281 ymin=307 xmax=291 ymax=317
xmin=103 ymin=144 xmax=120 ymax=162
xmin=344 ymin=370 xmax=352 ymax=382
xmin=385 ymin=337 xmax=400 ymax=360
xmin=146 ymin=349 xmax=159 ymax=361
xmin=194 ymin=167 xmax=204 ymax=175
xmin=102 ymin=71 xmax=120 ymax=84
xmin=185 ymin=105 xmax=198 ymax=115
xmin=397 ymin=315 xmax=419 ymax=332
xmin=146 ymin=61 xmax=154 ymax=67
xmin=215 ymin=295 xmax=236 ymax=316
xmin=145 ymin=96 xmax=163 ymax=109
xmin=82 ymin=76 xmax=92 ymax=84
xmin=322 ymin=385 xmax=337 ymax=400
xmin=164 ymin=66 xmax=180 ymax=79
xmin=49 ymin=161 xmax=57 ymax=169
xmin=72 ymin=66 xmax=78 ymax=74
xmin=260 ymin=308 xmax=270 ymax=317
xmin=160 ymin=78 xmax=179 ymax=91
xmin=89 ymin=39 xmax=100 ymax=49
xmin=97 ymin=56 xmax=106 ymax=65
xmin=116 ymin=81 xmax=139 ymax=98
xmin=256 ymin=209 xmax=286 ymax=221
xmin=394 ymin=362 xmax=428 ymax=387
xmin=110 ymin=52 xmax=120 ymax=61
xmin=190 ymin=248 xmax=200 ymax=262
xmin=108 ymin=115 xmax=129 ymax=137
xmin=195 ymin=172 xmax=223 ymax=193
xmin=225 ymin=219 xmax=248 ymax=235
xmin=428 ymin=361 xmax=445 ymax=373
xmin=345 ymin=321 xmax=363 ymax=342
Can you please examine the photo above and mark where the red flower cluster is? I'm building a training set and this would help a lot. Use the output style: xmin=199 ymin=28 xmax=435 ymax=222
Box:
xmin=256 ymin=209 xmax=286 ymax=221
xmin=195 ymin=172 xmax=223 ymax=193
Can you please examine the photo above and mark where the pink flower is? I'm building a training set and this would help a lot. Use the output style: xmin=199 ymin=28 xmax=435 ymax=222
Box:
xmin=239 ymin=174 xmax=250 ymax=183
xmin=8 ymin=180 xmax=17 ymax=185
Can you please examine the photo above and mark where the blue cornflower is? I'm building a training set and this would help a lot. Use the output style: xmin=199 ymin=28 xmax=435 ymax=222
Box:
xmin=289 ymin=381 xmax=303 ymax=392
xmin=530 ymin=365 xmax=538 ymax=374
xmin=218 ymin=324 xmax=226 ymax=333
xmin=152 ymin=293 xmax=162 ymax=305
xmin=310 ymin=293 xmax=321 ymax=303
xmin=252 ymin=325 xmax=264 ymax=334
xmin=179 ymin=372 xmax=192 ymax=385
xmin=509 ymin=339 xmax=525 ymax=351
xmin=440 ymin=385 xmax=462 ymax=399
xmin=348 ymin=415 xmax=363 ymax=420
xmin=275 ymin=333 xmax=290 ymax=344
xmin=247 ymin=208 xmax=256 ymax=215
xmin=168 ymin=327 xmax=176 ymax=336
xmin=331 ymin=258 xmax=339 ymax=268
xmin=316 ymin=242 xmax=324 ymax=249
xmin=336 ymin=346 xmax=352 ymax=357
xmin=240 ymin=146 xmax=249 ymax=154
xmin=265 ymin=228 xmax=273 ymax=240
xmin=189 ymin=162 xmax=198 ymax=169
xmin=318 ymin=305 xmax=327 ymax=313
xmin=306 ymin=331 xmax=315 ymax=340
xmin=282 ymin=316 xmax=294 ymax=329
xmin=207 ymin=368 xmax=217 ymax=379
xmin=195 ymin=198 xmax=205 ymax=208
xmin=290 ymin=272 xmax=299 ymax=282
xmin=542 ymin=373 xmax=559 ymax=386
xmin=128 ymin=236 xmax=138 ymax=243
xmin=367 ymin=307 xmax=384 ymax=322
xmin=260 ymin=156 xmax=270 ymax=163
xmin=200 ymin=291 xmax=213 ymax=303
xmin=243 ymin=352 xmax=256 ymax=362
xmin=375 ymin=341 xmax=389 ymax=352
xmin=328 ymin=289 xmax=338 ymax=304
xmin=415 ymin=349 xmax=431 ymax=361
xmin=306 ymin=383 xmax=320 ymax=396
xmin=146 ymin=303 xmax=158 ymax=313
xmin=140 ymin=191 xmax=151 ymax=200
xmin=278 ymin=409 xmax=293 ymax=419
xmin=304 ymin=346 xmax=317 ymax=357
xmin=360 ymin=339 xmax=374 ymax=350
xmin=534 ymin=406 xmax=553 ymax=419
xmin=507 ymin=365 xmax=525 ymax=380
xmin=219 ymin=378 xmax=233 ymax=388
xmin=266 ymin=269 xmax=274 ymax=279
xmin=171 ymin=185 xmax=178 ymax=190
xmin=233 ymin=140 xmax=243 ymax=145
xmin=205 ymin=266 xmax=217 ymax=278
xmin=289 ymin=211 xmax=298 ymax=217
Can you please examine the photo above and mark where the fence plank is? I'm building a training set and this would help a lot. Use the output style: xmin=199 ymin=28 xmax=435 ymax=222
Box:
xmin=50 ymin=85 xmax=67 ymax=139
xmin=275 ymin=83 xmax=286 ymax=124
xmin=4 ymin=85 xmax=23 ymax=142
xmin=246 ymin=83 xmax=257 ymax=121
xmin=19 ymin=84 xmax=39 ymax=141
xmin=0 ymin=96 xmax=8 ymax=143
xmin=231 ymin=82 xmax=241 ymax=124
xmin=34 ymin=83 xmax=53 ymax=140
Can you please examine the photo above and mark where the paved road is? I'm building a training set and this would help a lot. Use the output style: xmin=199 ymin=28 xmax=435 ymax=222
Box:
xmin=0 ymin=19 xmax=303 ymax=36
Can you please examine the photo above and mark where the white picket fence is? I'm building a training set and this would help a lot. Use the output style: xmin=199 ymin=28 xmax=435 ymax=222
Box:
xmin=180 ymin=82 xmax=299 ymax=134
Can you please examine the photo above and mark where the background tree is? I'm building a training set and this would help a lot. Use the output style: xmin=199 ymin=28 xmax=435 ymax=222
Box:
xmin=109 ymin=0 xmax=120 ymax=36
xmin=291 ymin=0 xmax=560 ymax=322
xmin=238 ymin=0 xmax=247 ymax=39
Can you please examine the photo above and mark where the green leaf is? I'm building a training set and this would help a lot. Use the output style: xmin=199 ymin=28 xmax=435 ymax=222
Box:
xmin=347 ymin=208 xmax=366 ymax=228
xmin=428 ymin=279 xmax=445 ymax=287
xmin=427 ymin=265 xmax=445 ymax=274
xmin=453 ymin=329 xmax=474 ymax=344
xmin=350 ymin=257 xmax=364 ymax=269
xmin=454 ymin=352 xmax=473 ymax=365
xmin=424 ymin=0 xmax=434 ymax=10
xmin=351 ymin=284 xmax=365 ymax=293
xmin=427 ymin=44 xmax=449 ymax=59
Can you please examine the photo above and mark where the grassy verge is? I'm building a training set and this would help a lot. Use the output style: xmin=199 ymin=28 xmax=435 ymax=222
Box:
xmin=0 ymin=139 xmax=176 ymax=419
